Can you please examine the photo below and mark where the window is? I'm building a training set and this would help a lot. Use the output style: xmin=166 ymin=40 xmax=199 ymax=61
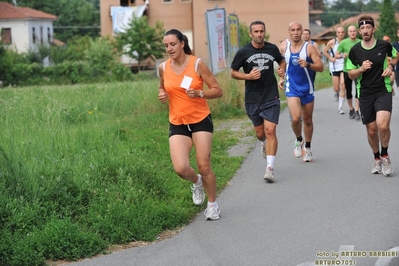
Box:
xmin=1 ymin=28 xmax=11 ymax=44
xmin=163 ymin=0 xmax=173 ymax=3
xmin=47 ymin=27 xmax=52 ymax=44
xmin=40 ymin=26 xmax=43 ymax=44
xmin=32 ymin=27 xmax=37 ymax=43
xmin=120 ymin=0 xmax=136 ymax=6
xmin=180 ymin=0 xmax=191 ymax=2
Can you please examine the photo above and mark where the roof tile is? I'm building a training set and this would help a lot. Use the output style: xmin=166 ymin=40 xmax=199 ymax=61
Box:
xmin=0 ymin=2 xmax=57 ymax=20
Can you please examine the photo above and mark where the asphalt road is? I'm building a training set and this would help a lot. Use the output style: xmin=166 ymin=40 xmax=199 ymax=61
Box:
xmin=66 ymin=87 xmax=399 ymax=266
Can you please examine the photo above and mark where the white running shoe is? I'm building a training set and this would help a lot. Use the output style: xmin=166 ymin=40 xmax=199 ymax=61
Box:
xmin=204 ymin=205 xmax=221 ymax=221
xmin=191 ymin=175 xmax=205 ymax=205
xmin=303 ymin=148 xmax=313 ymax=162
xmin=339 ymin=108 xmax=345 ymax=115
xmin=260 ymin=141 xmax=266 ymax=159
xmin=381 ymin=156 xmax=394 ymax=176
xmin=263 ymin=166 xmax=275 ymax=183
xmin=294 ymin=140 xmax=304 ymax=158
xmin=371 ymin=159 xmax=382 ymax=174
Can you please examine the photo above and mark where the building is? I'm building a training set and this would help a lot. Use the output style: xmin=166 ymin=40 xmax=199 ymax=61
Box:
xmin=100 ymin=0 xmax=321 ymax=68
xmin=0 ymin=2 xmax=58 ymax=54
xmin=313 ymin=12 xmax=399 ymax=43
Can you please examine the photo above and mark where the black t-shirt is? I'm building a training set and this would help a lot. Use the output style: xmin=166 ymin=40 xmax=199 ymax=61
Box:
xmin=231 ymin=42 xmax=284 ymax=103
xmin=347 ymin=39 xmax=393 ymax=97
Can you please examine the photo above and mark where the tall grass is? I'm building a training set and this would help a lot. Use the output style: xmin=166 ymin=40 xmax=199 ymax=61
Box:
xmin=0 ymin=69 xmax=331 ymax=265
xmin=0 ymin=72 xmax=248 ymax=265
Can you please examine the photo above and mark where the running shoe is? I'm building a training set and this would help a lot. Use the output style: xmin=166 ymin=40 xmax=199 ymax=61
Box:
xmin=355 ymin=110 xmax=361 ymax=120
xmin=263 ymin=166 xmax=274 ymax=183
xmin=381 ymin=156 xmax=394 ymax=176
xmin=349 ymin=109 xmax=355 ymax=119
xmin=191 ymin=175 xmax=205 ymax=205
xmin=294 ymin=140 xmax=305 ymax=158
xmin=303 ymin=148 xmax=313 ymax=162
xmin=334 ymin=91 xmax=339 ymax=101
xmin=204 ymin=205 xmax=221 ymax=221
xmin=338 ymin=108 xmax=345 ymax=115
xmin=371 ymin=159 xmax=382 ymax=174
xmin=260 ymin=141 xmax=266 ymax=159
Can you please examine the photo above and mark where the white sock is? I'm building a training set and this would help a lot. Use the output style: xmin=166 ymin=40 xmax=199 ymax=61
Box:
xmin=266 ymin=155 xmax=275 ymax=168
xmin=207 ymin=201 xmax=217 ymax=208
xmin=339 ymin=97 xmax=345 ymax=109
xmin=195 ymin=174 xmax=202 ymax=187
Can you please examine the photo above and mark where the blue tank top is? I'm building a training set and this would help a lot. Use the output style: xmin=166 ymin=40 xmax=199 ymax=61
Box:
xmin=284 ymin=40 xmax=315 ymax=96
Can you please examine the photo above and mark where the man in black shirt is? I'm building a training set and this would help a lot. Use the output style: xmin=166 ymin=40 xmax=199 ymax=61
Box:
xmin=231 ymin=20 xmax=286 ymax=183
xmin=347 ymin=15 xmax=397 ymax=177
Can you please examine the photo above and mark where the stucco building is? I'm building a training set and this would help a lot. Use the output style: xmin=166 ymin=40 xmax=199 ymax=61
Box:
xmin=100 ymin=0 xmax=317 ymax=67
xmin=0 ymin=2 xmax=57 ymax=54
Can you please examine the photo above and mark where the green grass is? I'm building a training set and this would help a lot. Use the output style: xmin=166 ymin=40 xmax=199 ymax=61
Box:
xmin=0 ymin=69 xmax=331 ymax=266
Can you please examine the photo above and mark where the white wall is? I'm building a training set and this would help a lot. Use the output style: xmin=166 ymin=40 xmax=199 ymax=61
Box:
xmin=0 ymin=19 xmax=54 ymax=53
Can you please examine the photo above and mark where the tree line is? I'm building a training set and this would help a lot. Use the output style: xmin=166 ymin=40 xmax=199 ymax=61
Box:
xmin=322 ymin=0 xmax=398 ymax=41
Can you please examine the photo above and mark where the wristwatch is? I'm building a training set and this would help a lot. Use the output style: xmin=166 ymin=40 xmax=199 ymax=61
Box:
xmin=390 ymin=63 xmax=395 ymax=70
xmin=199 ymin=90 xmax=204 ymax=98
xmin=306 ymin=62 xmax=311 ymax=68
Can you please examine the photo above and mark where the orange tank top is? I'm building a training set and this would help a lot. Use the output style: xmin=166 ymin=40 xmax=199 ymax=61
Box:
xmin=163 ymin=55 xmax=210 ymax=125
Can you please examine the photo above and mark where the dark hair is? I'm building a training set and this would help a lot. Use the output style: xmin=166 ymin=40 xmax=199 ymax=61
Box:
xmin=164 ymin=29 xmax=193 ymax=55
xmin=303 ymin=29 xmax=311 ymax=34
xmin=249 ymin=20 xmax=265 ymax=32
xmin=358 ymin=15 xmax=374 ymax=27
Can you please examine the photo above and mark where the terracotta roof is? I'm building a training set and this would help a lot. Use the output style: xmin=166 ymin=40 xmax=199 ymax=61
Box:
xmin=0 ymin=2 xmax=57 ymax=20
xmin=53 ymin=39 xmax=65 ymax=46
xmin=313 ymin=12 xmax=399 ymax=41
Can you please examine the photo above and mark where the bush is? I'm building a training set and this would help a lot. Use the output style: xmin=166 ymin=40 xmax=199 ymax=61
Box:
xmin=48 ymin=61 xmax=92 ymax=84
xmin=10 ymin=63 xmax=44 ymax=86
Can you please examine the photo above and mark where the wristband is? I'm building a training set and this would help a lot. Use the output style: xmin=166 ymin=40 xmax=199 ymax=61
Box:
xmin=306 ymin=62 xmax=311 ymax=68
xmin=199 ymin=90 xmax=204 ymax=98
xmin=390 ymin=63 xmax=395 ymax=70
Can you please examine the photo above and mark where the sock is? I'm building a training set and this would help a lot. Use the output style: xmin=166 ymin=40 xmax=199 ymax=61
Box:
xmin=207 ymin=201 xmax=217 ymax=208
xmin=381 ymin=146 xmax=388 ymax=157
xmin=296 ymin=136 xmax=303 ymax=142
xmin=305 ymin=142 xmax=311 ymax=149
xmin=266 ymin=155 xmax=275 ymax=168
xmin=374 ymin=152 xmax=380 ymax=160
xmin=195 ymin=174 xmax=202 ymax=187
xmin=339 ymin=97 xmax=345 ymax=109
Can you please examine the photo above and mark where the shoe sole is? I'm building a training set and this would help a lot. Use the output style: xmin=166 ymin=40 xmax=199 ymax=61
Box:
xmin=382 ymin=168 xmax=394 ymax=177
xmin=206 ymin=216 xmax=220 ymax=221
xmin=264 ymin=176 xmax=274 ymax=183
xmin=303 ymin=158 xmax=313 ymax=162
xmin=205 ymin=212 xmax=221 ymax=221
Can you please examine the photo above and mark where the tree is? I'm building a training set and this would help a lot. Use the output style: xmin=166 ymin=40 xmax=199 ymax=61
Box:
xmin=4 ymin=0 xmax=100 ymax=42
xmin=238 ymin=22 xmax=269 ymax=48
xmin=239 ymin=22 xmax=251 ymax=48
xmin=321 ymin=0 xmax=383 ymax=27
xmin=376 ymin=0 xmax=398 ymax=40
xmin=115 ymin=16 xmax=165 ymax=72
